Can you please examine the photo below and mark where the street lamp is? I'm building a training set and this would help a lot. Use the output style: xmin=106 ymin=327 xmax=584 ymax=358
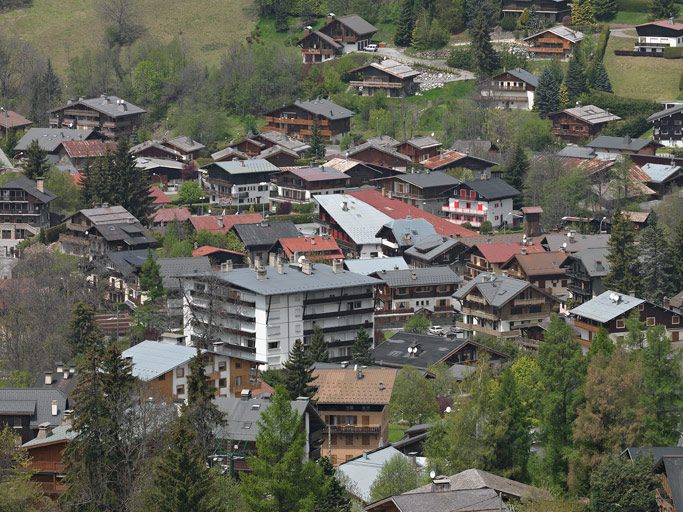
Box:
xmin=599 ymin=216 xmax=607 ymax=234
xmin=0 ymin=107 xmax=8 ymax=138
xmin=151 ymin=172 xmax=163 ymax=189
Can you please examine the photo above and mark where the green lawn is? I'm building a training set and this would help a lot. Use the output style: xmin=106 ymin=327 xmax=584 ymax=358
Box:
xmin=603 ymin=33 xmax=683 ymax=101
xmin=611 ymin=11 xmax=650 ymax=24
xmin=0 ymin=0 xmax=257 ymax=72
xmin=388 ymin=423 xmax=408 ymax=443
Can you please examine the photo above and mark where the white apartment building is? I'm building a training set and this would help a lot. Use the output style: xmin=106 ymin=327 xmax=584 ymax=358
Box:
xmin=442 ymin=178 xmax=520 ymax=229
xmin=202 ymin=159 xmax=280 ymax=207
xmin=183 ymin=259 xmax=380 ymax=368
xmin=634 ymin=20 xmax=683 ymax=53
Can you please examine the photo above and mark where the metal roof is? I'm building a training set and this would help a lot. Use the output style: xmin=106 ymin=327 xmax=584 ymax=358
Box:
xmin=373 ymin=266 xmax=462 ymax=287
xmin=233 ymin=221 xmax=299 ymax=248
xmin=561 ymin=247 xmax=610 ymax=277
xmin=525 ymin=25 xmax=584 ymax=43
xmin=587 ymin=135 xmax=653 ymax=152
xmin=647 ymin=103 xmax=683 ymax=122
xmin=203 ymin=159 xmax=280 ymax=175
xmin=293 ymin=99 xmax=354 ymax=120
xmin=570 ymin=290 xmax=645 ymax=323
xmin=557 ymin=145 xmax=596 ymax=158
xmin=543 ymin=233 xmax=610 ymax=252
xmin=377 ymin=218 xmax=437 ymax=246
xmin=640 ymin=163 xmax=681 ymax=183
xmin=15 ymin=128 xmax=94 ymax=153
xmin=344 ymin=256 xmax=409 ymax=275
xmin=314 ymin=193 xmax=392 ymax=245
xmin=136 ymin=157 xmax=186 ymax=171
xmin=453 ymin=273 xmax=534 ymax=307
xmin=22 ymin=423 xmax=77 ymax=448
xmin=334 ymin=14 xmax=378 ymax=36
xmin=0 ymin=388 xmax=67 ymax=428
xmin=122 ymin=340 xmax=200 ymax=381
xmin=158 ymin=256 xmax=212 ymax=290
xmin=501 ymin=68 xmax=539 ymax=87
xmin=337 ymin=447 xmax=408 ymax=502
xmin=54 ymin=95 xmax=146 ymax=118
xmin=462 ymin=178 xmax=520 ymax=200
xmin=404 ymin=235 xmax=463 ymax=263
xmin=394 ymin=171 xmax=460 ymax=189
xmin=353 ymin=59 xmax=421 ymax=80
xmin=166 ymin=135 xmax=205 ymax=152
xmin=285 ymin=166 xmax=349 ymax=182
xmin=558 ymin=105 xmax=621 ymax=125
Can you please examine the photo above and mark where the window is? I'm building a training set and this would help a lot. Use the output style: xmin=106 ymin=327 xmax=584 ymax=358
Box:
xmin=218 ymin=361 xmax=227 ymax=371
xmin=639 ymin=304 xmax=645 ymax=311
xmin=616 ymin=319 xmax=625 ymax=329
xmin=219 ymin=378 xmax=227 ymax=388
xmin=176 ymin=367 xmax=185 ymax=378
xmin=235 ymin=376 xmax=242 ymax=387
xmin=331 ymin=434 xmax=337 ymax=446
xmin=460 ymin=189 xmax=466 ymax=198
xmin=362 ymin=434 xmax=370 ymax=446
xmin=646 ymin=317 xmax=655 ymax=326
xmin=268 ymin=341 xmax=280 ymax=350
xmin=469 ymin=190 xmax=476 ymax=199
xmin=673 ymin=315 xmax=680 ymax=325
xmin=345 ymin=435 xmax=353 ymax=446
xmin=176 ymin=385 xmax=185 ymax=395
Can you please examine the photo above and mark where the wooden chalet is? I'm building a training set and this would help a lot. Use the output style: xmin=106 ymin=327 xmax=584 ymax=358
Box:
xmin=372 ymin=171 xmax=459 ymax=215
xmin=299 ymin=13 xmax=378 ymax=63
xmin=348 ymin=59 xmax=420 ymax=97
xmin=263 ymin=99 xmax=354 ymax=142
xmin=23 ymin=421 xmax=75 ymax=498
xmin=272 ymin=166 xmax=351 ymax=203
xmin=422 ymin=150 xmax=498 ymax=178
xmin=549 ymin=105 xmax=621 ymax=143
xmin=396 ymin=136 xmax=442 ymax=163
xmin=0 ymin=109 xmax=31 ymax=135
xmin=500 ymin=250 xmax=569 ymax=299
xmin=648 ymin=103 xmax=683 ymax=148
xmin=324 ymin=157 xmax=404 ymax=187
xmin=299 ymin=28 xmax=344 ymax=64
xmin=346 ymin=142 xmax=413 ymax=169
xmin=524 ymin=26 xmax=584 ymax=60
xmin=634 ymin=19 xmax=683 ymax=54
xmin=480 ymin=68 xmax=538 ymax=110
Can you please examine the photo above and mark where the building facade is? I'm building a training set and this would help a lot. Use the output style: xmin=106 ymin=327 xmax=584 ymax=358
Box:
xmin=264 ymin=99 xmax=354 ymax=143
xmin=49 ymin=95 xmax=145 ymax=139
xmin=0 ymin=177 xmax=54 ymax=256
xmin=524 ymin=26 xmax=584 ymax=60
xmin=634 ymin=20 xmax=683 ymax=54
xmin=442 ymin=178 xmax=520 ymax=228
xmin=480 ymin=68 xmax=538 ymax=110
xmin=202 ymin=159 xmax=279 ymax=207
xmin=272 ymin=166 xmax=351 ymax=203
xmin=549 ymin=105 xmax=622 ymax=143
xmin=648 ymin=103 xmax=683 ymax=148
xmin=349 ymin=60 xmax=420 ymax=97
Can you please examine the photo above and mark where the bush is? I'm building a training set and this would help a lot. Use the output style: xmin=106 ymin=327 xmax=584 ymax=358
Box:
xmin=577 ymin=91 xmax=660 ymax=119
xmin=447 ymin=46 xmax=475 ymax=70
xmin=663 ymin=47 xmax=683 ymax=59
xmin=479 ymin=220 xmax=493 ymax=234
xmin=601 ymin=115 xmax=650 ymax=138
xmin=500 ymin=16 xmax=517 ymax=31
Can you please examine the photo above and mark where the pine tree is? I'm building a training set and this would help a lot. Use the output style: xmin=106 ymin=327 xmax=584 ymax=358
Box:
xmin=283 ymin=339 xmax=316 ymax=399
xmin=571 ymin=0 xmax=595 ymax=25
xmin=537 ymin=316 xmax=585 ymax=490
xmin=307 ymin=324 xmax=329 ymax=363
xmin=587 ymin=326 xmax=613 ymax=360
xmin=351 ymin=327 xmax=374 ymax=366
xmin=604 ymin=210 xmax=641 ymax=295
xmin=470 ymin=5 xmax=500 ymax=77
xmin=504 ymin=144 xmax=528 ymax=208
xmin=672 ymin=219 xmax=683 ymax=292
xmin=80 ymin=154 xmax=112 ymax=208
xmin=395 ymin=0 xmax=416 ymax=47
xmin=565 ymin=55 xmax=588 ymax=100
xmin=140 ymin=249 xmax=164 ymax=302
xmin=23 ymin=140 xmax=49 ymax=180
xmin=29 ymin=60 xmax=62 ymax=125
xmin=589 ymin=62 xmax=612 ymax=92
xmin=112 ymin=139 xmax=153 ymax=221
xmin=67 ymin=302 xmax=104 ymax=356
xmin=148 ymin=415 xmax=228 ymax=512
xmin=534 ymin=66 xmax=560 ymax=118
xmin=592 ymin=0 xmax=617 ymax=20
xmin=308 ymin=119 xmax=325 ymax=160
xmin=314 ymin=457 xmax=352 ymax=512
xmin=241 ymin=385 xmax=322 ymax=512
xmin=558 ymin=82 xmax=570 ymax=108
xmin=638 ymin=211 xmax=675 ymax=305
xmin=650 ymin=0 xmax=679 ymax=21
xmin=185 ymin=350 xmax=225 ymax=457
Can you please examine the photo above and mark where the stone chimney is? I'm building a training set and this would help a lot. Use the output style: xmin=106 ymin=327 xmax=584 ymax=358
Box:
xmin=431 ymin=476 xmax=451 ymax=493
xmin=327 ymin=12 xmax=335 ymax=24
xmin=276 ymin=256 xmax=284 ymax=274
xmin=220 ymin=260 xmax=234 ymax=272
xmin=51 ymin=400 xmax=58 ymax=417
xmin=302 ymin=259 xmax=313 ymax=275
xmin=36 ymin=178 xmax=44 ymax=193
xmin=268 ymin=252 xmax=276 ymax=267
xmin=44 ymin=372 xmax=53 ymax=386
xmin=256 ymin=267 xmax=267 ymax=281
xmin=332 ymin=258 xmax=343 ymax=273
xmin=216 ymin=216 xmax=224 ymax=229
xmin=36 ymin=422 xmax=53 ymax=439
xmin=56 ymin=362 xmax=64 ymax=374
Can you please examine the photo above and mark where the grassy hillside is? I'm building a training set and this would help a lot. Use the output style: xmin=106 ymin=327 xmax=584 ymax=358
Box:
xmin=0 ymin=0 xmax=257 ymax=73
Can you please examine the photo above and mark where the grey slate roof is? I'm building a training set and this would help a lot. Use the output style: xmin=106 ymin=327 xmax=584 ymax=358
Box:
xmin=203 ymin=159 xmax=280 ymax=175
xmin=233 ymin=221 xmax=299 ymax=248
xmin=54 ymin=95 xmax=146 ymax=118
xmin=22 ymin=423 xmax=76 ymax=448
xmin=570 ymin=290 xmax=644 ymax=323
xmin=337 ymin=447 xmax=408 ymax=502
xmin=655 ymin=456 xmax=683 ymax=512
xmin=106 ymin=249 xmax=153 ymax=278
xmin=0 ymin=388 xmax=68 ymax=428
xmin=344 ymin=256 xmax=409 ymax=274
xmin=366 ymin=135 xmax=400 ymax=148
xmin=623 ymin=446 xmax=683 ymax=461
xmin=451 ymin=139 xmax=498 ymax=155
xmin=373 ymin=332 xmax=469 ymax=371
xmin=404 ymin=136 xmax=442 ymax=149
xmin=348 ymin=142 xmax=412 ymax=163
xmin=647 ymin=103 xmax=683 ymax=122
xmin=158 ymin=256 xmax=212 ymax=290
xmin=377 ymin=218 xmax=437 ymax=247
xmin=563 ymin=247 xmax=610 ymax=277
xmin=543 ymin=233 xmax=610 ymax=252
xmin=15 ymin=128 xmax=94 ymax=153
xmin=557 ymin=145 xmax=596 ymax=158
xmin=453 ymin=273 xmax=533 ymax=307
xmin=503 ymin=68 xmax=538 ymax=87
xmin=395 ymin=171 xmax=459 ymax=189
xmin=404 ymin=235 xmax=463 ymax=263
xmin=1 ymin=176 xmax=56 ymax=204
xmin=307 ymin=30 xmax=344 ymax=49
xmin=335 ymin=14 xmax=378 ymax=36
xmin=207 ymin=262 xmax=381 ymax=296
xmin=314 ymin=193 xmax=392 ymax=245
xmin=166 ymin=135 xmax=205 ymax=152
xmin=373 ymin=488 xmax=506 ymax=512
xmin=68 ymin=206 xmax=155 ymax=246
xmin=587 ymin=135 xmax=653 ymax=152
xmin=373 ymin=266 xmax=462 ymax=287
xmin=462 ymin=178 xmax=520 ymax=200
xmin=294 ymin=99 xmax=354 ymax=120
xmin=558 ymin=105 xmax=621 ymax=125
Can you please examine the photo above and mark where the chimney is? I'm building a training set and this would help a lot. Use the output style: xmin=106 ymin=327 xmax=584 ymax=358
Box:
xmin=332 ymin=258 xmax=343 ymax=273
xmin=625 ymin=134 xmax=632 ymax=145
xmin=356 ymin=366 xmax=364 ymax=380
xmin=379 ymin=381 xmax=385 ymax=391
xmin=220 ymin=260 xmax=234 ymax=272
xmin=276 ymin=256 xmax=284 ymax=274
xmin=56 ymin=362 xmax=64 ymax=374
xmin=327 ymin=12 xmax=335 ymax=24
xmin=37 ymin=422 xmax=53 ymax=439
xmin=431 ymin=476 xmax=451 ymax=493
xmin=521 ymin=248 xmax=527 ymax=255
xmin=268 ymin=252 xmax=277 ymax=267
xmin=51 ymin=400 xmax=58 ymax=416
xmin=254 ymin=255 xmax=262 ymax=269
xmin=63 ymin=409 xmax=74 ymax=426
xmin=240 ymin=389 xmax=252 ymax=400
xmin=69 ymin=365 xmax=76 ymax=375
xmin=302 ymin=259 xmax=313 ymax=275
xmin=304 ymin=25 xmax=312 ymax=36
xmin=36 ymin=177 xmax=44 ymax=193
xmin=63 ymin=369 xmax=69 ymax=380
xmin=44 ymin=372 xmax=53 ymax=386
xmin=411 ymin=271 xmax=417 ymax=280
xmin=217 ymin=216 xmax=224 ymax=229
xmin=256 ymin=267 xmax=267 ymax=281
xmin=341 ymin=200 xmax=349 ymax=211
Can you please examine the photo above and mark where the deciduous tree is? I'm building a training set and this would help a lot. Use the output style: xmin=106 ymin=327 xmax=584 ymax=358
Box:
xmin=403 ymin=314 xmax=431 ymax=334
xmin=390 ymin=365 xmax=439 ymax=424
xmin=369 ymin=454 xmax=419 ymax=502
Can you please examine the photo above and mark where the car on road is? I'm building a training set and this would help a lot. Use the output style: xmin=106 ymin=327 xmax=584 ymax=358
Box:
xmin=365 ymin=44 xmax=378 ymax=52
xmin=428 ymin=325 xmax=445 ymax=335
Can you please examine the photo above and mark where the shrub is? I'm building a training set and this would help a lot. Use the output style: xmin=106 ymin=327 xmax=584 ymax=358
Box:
xmin=500 ymin=16 xmax=517 ymax=31
xmin=663 ymin=47 xmax=683 ymax=59
xmin=447 ymin=46 xmax=475 ymax=70
xmin=479 ymin=220 xmax=493 ymax=234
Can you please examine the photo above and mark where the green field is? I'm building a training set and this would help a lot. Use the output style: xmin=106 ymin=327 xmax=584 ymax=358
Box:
xmin=0 ymin=0 xmax=257 ymax=72
xmin=604 ymin=33 xmax=683 ymax=101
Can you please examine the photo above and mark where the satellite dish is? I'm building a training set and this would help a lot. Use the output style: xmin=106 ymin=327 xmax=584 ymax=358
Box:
xmin=562 ymin=242 xmax=567 ymax=249
xmin=445 ymin=406 xmax=452 ymax=413
xmin=429 ymin=470 xmax=436 ymax=480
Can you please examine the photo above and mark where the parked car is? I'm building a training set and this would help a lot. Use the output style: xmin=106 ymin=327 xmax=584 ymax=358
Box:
xmin=365 ymin=44 xmax=378 ymax=52
xmin=428 ymin=325 xmax=445 ymax=335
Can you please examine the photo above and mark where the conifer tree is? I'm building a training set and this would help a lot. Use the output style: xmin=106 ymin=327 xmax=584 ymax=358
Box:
xmin=308 ymin=119 xmax=325 ymax=161
xmin=314 ymin=457 xmax=352 ymax=512
xmin=80 ymin=154 xmax=112 ymax=208
xmin=470 ymin=5 xmax=500 ymax=77
xmin=3 ymin=128 xmax=17 ymax=154
xmin=604 ymin=210 xmax=641 ymax=295
xmin=565 ymin=55 xmax=588 ymax=100
xmin=534 ymin=66 xmax=560 ymax=118
xmin=650 ymin=0 xmax=679 ymax=21
xmin=672 ymin=219 xmax=683 ymax=292
xmin=571 ymin=0 xmax=595 ymax=25
xmin=589 ymin=62 xmax=612 ymax=92
xmin=587 ymin=326 xmax=613 ymax=360
xmin=241 ymin=385 xmax=322 ymax=512
xmin=558 ymin=82 xmax=570 ymax=108
xmin=638 ymin=211 xmax=675 ymax=305
xmin=23 ymin=140 xmax=49 ymax=180
xmin=307 ymin=324 xmax=329 ymax=363
xmin=283 ymin=339 xmax=316 ymax=399
xmin=185 ymin=350 xmax=225 ymax=457
xmin=592 ymin=0 xmax=617 ymax=20
xmin=411 ymin=11 xmax=431 ymax=51
xmin=351 ymin=327 xmax=374 ymax=366
xmin=112 ymin=139 xmax=153 ymax=221
xmin=590 ymin=455 xmax=660 ymax=512
xmin=140 ymin=250 xmax=164 ymax=302
xmin=67 ymin=302 xmax=103 ymax=356
xmin=504 ymin=144 xmax=528 ymax=208
xmin=29 ymin=60 xmax=62 ymax=125
xmin=395 ymin=0 xmax=416 ymax=47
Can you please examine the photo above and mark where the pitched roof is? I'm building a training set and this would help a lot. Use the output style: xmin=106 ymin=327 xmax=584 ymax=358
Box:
xmin=347 ymin=142 xmax=413 ymax=163
xmin=525 ymin=25 xmax=584 ymax=43
xmin=636 ymin=19 xmax=683 ymax=31
xmin=521 ymin=206 xmax=543 ymax=214
xmin=259 ymin=145 xmax=300 ymax=161
xmin=314 ymin=193 xmax=393 ymax=245
xmin=587 ymin=135 xmax=656 ymax=152
xmin=255 ymin=131 xmax=310 ymax=153
xmin=122 ymin=340 xmax=199 ymax=381
xmin=233 ymin=221 xmax=299 ymax=248
xmin=558 ymin=145 xmax=597 ymax=158
xmin=189 ymin=213 xmax=263 ymax=234
xmin=203 ymin=159 xmax=280 ymax=175
xmin=312 ymin=367 xmax=397 ymax=405
xmin=158 ymin=256 xmax=212 ymax=290
xmin=67 ymin=206 xmax=155 ymax=245
xmin=300 ymin=29 xmax=344 ymax=49
xmin=344 ymin=256 xmax=409 ymax=274
xmin=502 ymin=251 xmax=568 ymax=277
xmin=640 ymin=162 xmax=681 ymax=183
xmin=284 ymin=166 xmax=350 ymax=182
xmin=451 ymin=139 xmax=499 ymax=155
xmin=53 ymin=95 xmax=145 ymax=118
xmin=192 ymin=245 xmax=244 ymax=257
xmin=22 ymin=423 xmax=76 ymax=449
xmin=106 ymin=249 xmax=152 ymax=278
xmin=62 ymin=139 xmax=117 ymax=158
xmin=130 ymin=140 xmax=182 ymax=158
xmin=152 ymin=207 xmax=192 ymax=223
xmin=555 ymin=105 xmax=621 ymax=125
xmin=0 ymin=110 xmax=32 ymax=130
xmin=623 ymin=210 xmax=650 ymax=223
xmin=496 ymin=67 xmax=539 ymax=87
xmin=474 ymin=241 xmax=545 ymax=264
xmin=365 ymin=135 xmax=401 ymax=148
xmin=334 ymin=14 xmax=378 ymax=36
xmin=373 ymin=333 xmax=485 ymax=371
xmin=15 ymin=127 xmax=95 ymax=153
xmin=149 ymin=186 xmax=173 ymax=205
xmin=165 ymin=135 xmax=205 ymax=153
xmin=422 ymin=150 xmax=497 ymax=170
xmin=370 ymin=488 xmax=505 ymax=512
xmin=373 ymin=266 xmax=462 ymax=287
xmin=377 ymin=218 xmax=437 ymax=246
xmin=654 ymin=456 xmax=683 ymax=511
xmin=210 ymin=147 xmax=249 ymax=161
xmin=543 ymin=232 xmax=610 ymax=252
xmin=73 ymin=205 xmax=138 ymax=225
xmin=337 ymin=446 xmax=409 ymax=502
xmin=392 ymin=171 xmax=459 ymax=189
xmin=570 ymin=290 xmax=646 ymax=323
xmin=404 ymin=235 xmax=464 ymax=262
xmin=292 ymin=99 xmax=354 ymax=120
xmin=562 ymin=247 xmax=610 ymax=277
xmin=352 ymin=59 xmax=421 ymax=80
xmin=454 ymin=273 xmax=539 ymax=307
xmin=462 ymin=178 xmax=520 ymax=200
xmin=0 ymin=388 xmax=68 ymax=428
xmin=669 ymin=290 xmax=683 ymax=310
xmin=1 ymin=175 xmax=56 ymax=204
xmin=647 ymin=103 xmax=683 ymax=122
xmin=276 ymin=236 xmax=343 ymax=260
xmin=403 ymin=135 xmax=442 ymax=149
xmin=623 ymin=446 xmax=683 ymax=461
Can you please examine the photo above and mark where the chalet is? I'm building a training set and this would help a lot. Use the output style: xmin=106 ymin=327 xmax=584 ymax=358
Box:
xmin=372 ymin=266 xmax=462 ymax=328
xmin=560 ymin=247 xmax=610 ymax=305
xmin=480 ymin=68 xmax=538 ymax=110
xmin=23 ymin=421 xmax=75 ymax=498
xmin=524 ymin=26 xmax=584 ymax=60
xmin=403 ymin=235 xmax=469 ymax=269
xmin=192 ymin=246 xmax=245 ymax=269
xmin=0 ymin=176 xmax=54 ymax=257
xmin=59 ymin=206 xmax=155 ymax=258
xmin=500 ymin=250 xmax=569 ymax=299
xmin=373 ymin=171 xmax=460 ymax=215
xmin=648 ymin=103 xmax=683 ymax=148
xmin=130 ymin=140 xmax=184 ymax=161
xmin=58 ymin=139 xmax=116 ymax=172
xmin=99 ymin=249 xmax=153 ymax=305
xmin=324 ymin=157 xmax=404 ymax=187
xmin=270 ymin=235 xmax=344 ymax=263
xmin=263 ymin=99 xmax=354 ymax=142
xmin=366 ymin=135 xmax=401 ymax=148
xmin=0 ymin=388 xmax=69 ymax=443
xmin=320 ymin=13 xmax=378 ymax=51
xmin=136 ymin=157 xmax=189 ymax=190
xmin=638 ymin=162 xmax=682 ymax=196
xmin=346 ymin=142 xmax=413 ymax=169
xmin=0 ymin=109 xmax=31 ymax=135
xmin=653 ymin=455 xmax=683 ymax=512
xmin=231 ymin=220 xmax=299 ymax=263
xmin=150 ymin=207 xmax=192 ymax=229
xmin=586 ymin=135 xmax=662 ymax=156
xmin=549 ymin=105 xmax=621 ymax=143
xmin=298 ymin=28 xmax=344 ymax=64
xmin=453 ymin=273 xmax=558 ymax=338
xmin=666 ymin=290 xmax=683 ymax=315
xmin=451 ymin=139 xmax=500 ymax=162
xmin=348 ymin=59 xmax=420 ymax=97
xmin=443 ymin=178 xmax=521 ymax=229
xmin=122 ymin=340 xmax=263 ymax=401
xmin=634 ymin=19 xmax=683 ymax=54
xmin=202 ymin=159 xmax=279 ymax=207
xmin=258 ymin=145 xmax=301 ymax=167
xmin=521 ymin=206 xmax=544 ymax=237
xmin=161 ymin=136 xmax=205 ymax=161
xmin=218 ymin=138 xmax=264 ymax=158
xmin=375 ymin=218 xmax=437 ymax=257
xmin=254 ymin=131 xmax=311 ymax=155
xmin=465 ymin=240 xmax=545 ymax=279
xmin=421 ymin=150 xmax=498 ymax=178
xmin=543 ymin=231 xmax=610 ymax=253
xmin=569 ymin=290 xmax=683 ymax=346
xmin=396 ymin=136 xmax=443 ymax=163
xmin=312 ymin=365 xmax=396 ymax=465
xmin=14 ymin=128 xmax=96 ymax=163
xmin=189 ymin=213 xmax=263 ymax=235
xmin=502 ymin=0 xmax=570 ymax=21
xmin=49 ymin=94 xmax=145 ymax=139
xmin=367 ymin=488 xmax=507 ymax=512
xmin=272 ymin=166 xmax=351 ymax=203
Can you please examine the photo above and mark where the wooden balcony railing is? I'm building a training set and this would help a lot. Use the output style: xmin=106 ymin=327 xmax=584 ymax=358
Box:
xmin=324 ymin=425 xmax=381 ymax=434
xmin=31 ymin=461 xmax=65 ymax=472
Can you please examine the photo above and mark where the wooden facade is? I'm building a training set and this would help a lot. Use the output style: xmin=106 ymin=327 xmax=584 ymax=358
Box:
xmin=264 ymin=104 xmax=351 ymax=142
xmin=299 ymin=30 xmax=343 ymax=64
xmin=374 ymin=281 xmax=457 ymax=328
xmin=396 ymin=142 xmax=441 ymax=163
xmin=348 ymin=65 xmax=419 ymax=98
xmin=50 ymin=96 xmax=145 ymax=139
xmin=0 ymin=178 xmax=52 ymax=257
xmin=348 ymin=145 xmax=411 ymax=168
xmin=550 ymin=111 xmax=606 ymax=143
xmin=480 ymin=70 xmax=537 ymax=110
xmin=318 ymin=404 xmax=388 ymax=464
xmin=525 ymin=30 xmax=579 ymax=60
xmin=25 ymin=439 xmax=69 ymax=498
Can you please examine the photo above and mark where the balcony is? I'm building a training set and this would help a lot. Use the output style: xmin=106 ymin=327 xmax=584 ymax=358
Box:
xmin=304 ymin=292 xmax=373 ymax=305
xmin=303 ymin=307 xmax=374 ymax=320
xmin=32 ymin=461 xmax=65 ymax=472
xmin=513 ymin=297 xmax=547 ymax=306
xmin=442 ymin=205 xmax=486 ymax=215
xmin=324 ymin=425 xmax=381 ymax=434
xmin=264 ymin=117 xmax=329 ymax=127
xmin=349 ymin=80 xmax=402 ymax=89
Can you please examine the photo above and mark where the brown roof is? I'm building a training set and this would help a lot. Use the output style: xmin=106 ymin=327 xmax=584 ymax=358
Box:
xmin=312 ymin=367 xmax=397 ymax=405
xmin=623 ymin=211 xmax=650 ymax=223
xmin=62 ymin=140 xmax=117 ymax=158
xmin=277 ymin=236 xmax=344 ymax=260
xmin=189 ymin=213 xmax=263 ymax=234
xmin=152 ymin=207 xmax=192 ymax=223
xmin=0 ymin=110 xmax=32 ymax=130
xmin=501 ymin=251 xmax=568 ymax=277
xmin=521 ymin=206 xmax=543 ymax=214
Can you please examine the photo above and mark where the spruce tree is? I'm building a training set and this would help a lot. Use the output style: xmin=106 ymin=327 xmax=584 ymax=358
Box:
xmin=604 ymin=210 xmax=641 ymax=295
xmin=112 ymin=139 xmax=153 ymax=221
xmin=3 ymin=128 xmax=17 ymax=154
xmin=411 ymin=12 xmax=431 ymax=51
xmin=470 ymin=5 xmax=500 ymax=77
xmin=29 ymin=60 xmax=62 ymax=125
xmin=589 ymin=62 xmax=612 ymax=92
xmin=283 ymin=338 xmax=316 ymax=399
xmin=307 ymin=324 xmax=329 ymax=363
xmin=672 ymin=219 xmax=683 ymax=292
xmin=587 ymin=326 xmax=613 ymax=360
xmin=351 ymin=327 xmax=374 ymax=366
xmin=241 ymin=385 xmax=322 ymax=512
xmin=314 ymin=457 xmax=352 ymax=512
xmin=534 ymin=66 xmax=560 ymax=118
xmin=558 ymin=82 xmax=570 ymax=108
xmin=592 ymin=0 xmax=617 ymax=20
xmin=186 ymin=350 xmax=225 ymax=457
xmin=67 ymin=302 xmax=104 ymax=356
xmin=23 ymin=139 xmax=49 ymax=180
xmin=140 ymin=249 xmax=164 ymax=302
xmin=504 ymin=144 xmax=528 ymax=208
xmin=395 ymin=0 xmax=416 ymax=47
xmin=80 ymin=155 xmax=112 ymax=208
xmin=308 ymin=119 xmax=325 ymax=161
xmin=650 ymin=0 xmax=679 ymax=21
xmin=571 ymin=0 xmax=595 ymax=25
xmin=565 ymin=55 xmax=588 ymax=100
xmin=638 ymin=211 xmax=675 ymax=305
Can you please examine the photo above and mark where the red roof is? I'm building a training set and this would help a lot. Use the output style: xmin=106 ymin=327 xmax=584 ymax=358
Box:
xmin=637 ymin=20 xmax=683 ymax=31
xmin=152 ymin=207 xmax=191 ymax=223
xmin=475 ymin=242 xmax=545 ymax=264
xmin=521 ymin=206 xmax=543 ymax=214
xmin=0 ymin=110 xmax=32 ymax=130
xmin=62 ymin=140 xmax=117 ymax=158
xmin=189 ymin=213 xmax=263 ymax=234
xmin=149 ymin=186 xmax=172 ymax=205
xmin=348 ymin=189 xmax=477 ymax=238
xmin=72 ymin=172 xmax=84 ymax=188
xmin=422 ymin=150 xmax=468 ymax=170
xmin=192 ymin=245 xmax=244 ymax=257
xmin=277 ymin=236 xmax=343 ymax=260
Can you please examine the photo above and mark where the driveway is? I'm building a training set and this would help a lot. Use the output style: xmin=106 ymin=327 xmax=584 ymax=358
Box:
xmin=374 ymin=46 xmax=475 ymax=80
